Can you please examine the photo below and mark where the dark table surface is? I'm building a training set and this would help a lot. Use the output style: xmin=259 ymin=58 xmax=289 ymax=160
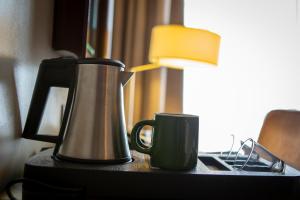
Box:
xmin=22 ymin=149 xmax=300 ymax=199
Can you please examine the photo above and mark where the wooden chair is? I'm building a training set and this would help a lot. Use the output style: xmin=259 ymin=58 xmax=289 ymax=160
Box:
xmin=258 ymin=110 xmax=300 ymax=170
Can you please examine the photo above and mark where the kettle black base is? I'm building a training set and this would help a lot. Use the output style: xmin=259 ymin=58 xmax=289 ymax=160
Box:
xmin=54 ymin=154 xmax=132 ymax=164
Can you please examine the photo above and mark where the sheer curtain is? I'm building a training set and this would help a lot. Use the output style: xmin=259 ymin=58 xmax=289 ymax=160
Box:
xmin=184 ymin=0 xmax=300 ymax=152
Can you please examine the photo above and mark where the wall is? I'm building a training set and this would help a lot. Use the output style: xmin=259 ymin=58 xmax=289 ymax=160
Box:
xmin=184 ymin=0 xmax=300 ymax=151
xmin=0 ymin=0 xmax=67 ymax=189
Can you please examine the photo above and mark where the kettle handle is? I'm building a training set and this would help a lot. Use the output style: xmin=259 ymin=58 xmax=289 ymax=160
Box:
xmin=22 ymin=57 xmax=77 ymax=144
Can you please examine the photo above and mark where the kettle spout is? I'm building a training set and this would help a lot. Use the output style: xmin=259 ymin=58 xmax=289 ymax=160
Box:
xmin=120 ymin=71 xmax=134 ymax=86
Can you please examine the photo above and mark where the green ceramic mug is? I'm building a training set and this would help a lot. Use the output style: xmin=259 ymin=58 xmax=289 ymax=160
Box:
xmin=131 ymin=113 xmax=199 ymax=170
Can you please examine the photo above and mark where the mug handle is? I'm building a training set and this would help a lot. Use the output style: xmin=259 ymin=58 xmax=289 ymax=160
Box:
xmin=131 ymin=120 xmax=155 ymax=154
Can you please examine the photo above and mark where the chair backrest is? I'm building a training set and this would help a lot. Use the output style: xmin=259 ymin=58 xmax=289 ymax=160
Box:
xmin=258 ymin=110 xmax=300 ymax=170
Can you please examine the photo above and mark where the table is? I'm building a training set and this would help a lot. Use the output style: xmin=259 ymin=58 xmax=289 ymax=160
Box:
xmin=20 ymin=149 xmax=300 ymax=199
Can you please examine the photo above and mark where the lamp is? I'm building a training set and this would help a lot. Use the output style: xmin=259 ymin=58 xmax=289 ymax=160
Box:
xmin=126 ymin=25 xmax=221 ymax=132
xmin=131 ymin=25 xmax=221 ymax=72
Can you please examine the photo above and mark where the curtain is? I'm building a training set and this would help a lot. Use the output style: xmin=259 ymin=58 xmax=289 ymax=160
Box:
xmin=111 ymin=0 xmax=184 ymax=131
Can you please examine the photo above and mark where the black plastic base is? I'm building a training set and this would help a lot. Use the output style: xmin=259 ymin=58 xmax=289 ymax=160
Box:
xmin=54 ymin=154 xmax=132 ymax=164
xmin=23 ymin=149 xmax=300 ymax=199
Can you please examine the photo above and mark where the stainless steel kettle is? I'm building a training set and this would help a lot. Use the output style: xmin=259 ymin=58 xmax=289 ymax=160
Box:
xmin=22 ymin=57 xmax=133 ymax=163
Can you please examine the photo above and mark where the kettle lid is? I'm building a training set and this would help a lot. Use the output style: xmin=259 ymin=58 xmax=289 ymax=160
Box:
xmin=77 ymin=58 xmax=125 ymax=68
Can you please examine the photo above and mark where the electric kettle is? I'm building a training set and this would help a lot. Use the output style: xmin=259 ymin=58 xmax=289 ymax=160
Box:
xmin=22 ymin=57 xmax=133 ymax=163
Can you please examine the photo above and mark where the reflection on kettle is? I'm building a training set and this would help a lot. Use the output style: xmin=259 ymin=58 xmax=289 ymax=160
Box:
xmin=22 ymin=57 xmax=133 ymax=163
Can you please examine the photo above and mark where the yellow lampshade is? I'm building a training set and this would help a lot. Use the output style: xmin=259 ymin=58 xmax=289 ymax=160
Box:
xmin=132 ymin=25 xmax=221 ymax=72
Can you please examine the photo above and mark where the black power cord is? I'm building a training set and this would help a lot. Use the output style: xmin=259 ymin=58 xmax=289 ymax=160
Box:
xmin=5 ymin=178 xmax=84 ymax=200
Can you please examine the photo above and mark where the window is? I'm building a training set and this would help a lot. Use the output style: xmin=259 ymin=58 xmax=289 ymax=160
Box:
xmin=184 ymin=0 xmax=300 ymax=151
